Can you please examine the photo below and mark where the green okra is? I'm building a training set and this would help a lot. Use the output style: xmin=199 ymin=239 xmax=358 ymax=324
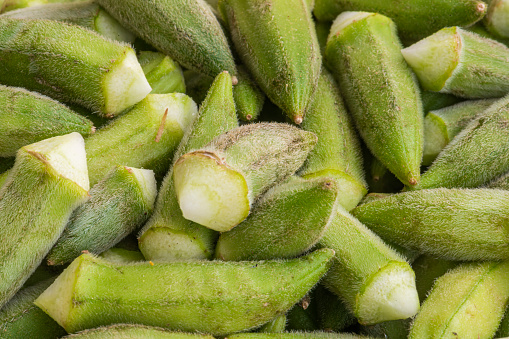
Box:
xmin=364 ymin=154 xmax=403 ymax=194
xmin=0 ymin=157 xmax=14 ymax=188
xmin=421 ymin=91 xmax=463 ymax=113
xmin=225 ymin=333 xmax=372 ymax=339
xmin=466 ymin=22 xmax=509 ymax=45
xmin=1 ymin=0 xmax=86 ymax=13
xmin=360 ymin=319 xmax=411 ymax=339
xmin=414 ymin=95 xmax=509 ymax=190
xmin=0 ymin=278 xmax=67 ymax=339
xmin=46 ymin=165 xmax=156 ymax=266
xmin=313 ymin=0 xmax=487 ymax=43
xmin=183 ymin=70 xmax=214 ymax=105
xmin=35 ymin=249 xmax=334 ymax=334
xmin=325 ymin=12 xmax=423 ymax=187
xmin=0 ymin=1 xmax=136 ymax=43
xmin=0 ymin=132 xmax=89 ymax=309
xmin=315 ymin=21 xmax=331 ymax=58
xmin=138 ymin=71 xmax=237 ymax=261
xmin=402 ymin=27 xmax=509 ymax=99
xmin=486 ymin=171 xmax=509 ymax=189
xmin=138 ymin=51 xmax=186 ymax=95
xmin=63 ymin=325 xmax=215 ymax=338
xmin=317 ymin=206 xmax=419 ymax=325
xmin=0 ymin=85 xmax=95 ymax=157
xmin=0 ymin=18 xmax=151 ymax=117
xmin=298 ymin=71 xmax=366 ymax=211
xmin=422 ymin=99 xmax=496 ymax=166
xmin=98 ymin=248 xmax=145 ymax=264
xmin=258 ymin=315 xmax=287 ymax=333
xmin=85 ymin=93 xmax=197 ymax=186
xmin=412 ymin=255 xmax=460 ymax=303
xmin=219 ymin=0 xmax=322 ymax=124
xmin=173 ymin=123 xmax=317 ymax=232
xmin=285 ymin=304 xmax=318 ymax=331
xmin=409 ymin=261 xmax=509 ymax=339
xmin=314 ymin=285 xmax=356 ymax=332
xmin=352 ymin=188 xmax=509 ymax=261
xmin=215 ymin=176 xmax=337 ymax=261
xmin=484 ymin=0 xmax=509 ymax=39
xmin=497 ymin=307 xmax=509 ymax=337
xmin=233 ymin=66 xmax=265 ymax=122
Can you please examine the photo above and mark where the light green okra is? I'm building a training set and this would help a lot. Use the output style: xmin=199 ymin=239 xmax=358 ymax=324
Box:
xmin=0 ymin=133 xmax=89 ymax=309
xmin=421 ymin=91 xmax=463 ymax=113
xmin=98 ymin=248 xmax=145 ymax=264
xmin=85 ymin=93 xmax=197 ymax=186
xmin=138 ymin=72 xmax=237 ymax=261
xmin=258 ymin=315 xmax=287 ymax=333
xmin=173 ymin=123 xmax=317 ymax=232
xmin=0 ymin=1 xmax=136 ymax=43
xmin=314 ymin=285 xmax=356 ymax=332
xmin=409 ymin=261 xmax=509 ymax=339
xmin=0 ymin=18 xmax=151 ymax=117
xmin=219 ymin=0 xmax=322 ymax=124
xmin=0 ymin=85 xmax=95 ymax=157
xmin=63 ymin=325 xmax=215 ymax=338
xmin=35 ymin=249 xmax=334 ymax=335
xmin=138 ymin=51 xmax=186 ymax=94
xmin=233 ymin=66 xmax=265 ymax=122
xmin=326 ymin=12 xmax=423 ymax=187
xmin=1 ymin=0 xmax=86 ymax=13
xmin=0 ymin=157 xmax=14 ymax=188
xmin=352 ymin=188 xmax=509 ymax=261
xmin=46 ymin=165 xmax=156 ymax=266
xmin=215 ymin=176 xmax=337 ymax=261
xmin=412 ymin=255 xmax=460 ymax=303
xmin=225 ymin=333 xmax=373 ymax=338
xmin=402 ymin=27 xmax=509 ymax=99
xmin=313 ymin=0 xmax=487 ymax=43
xmin=484 ymin=0 xmax=509 ymax=39
xmin=466 ymin=22 xmax=509 ymax=45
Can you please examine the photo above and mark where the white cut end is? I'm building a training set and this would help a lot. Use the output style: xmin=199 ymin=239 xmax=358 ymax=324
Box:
xmin=95 ymin=9 xmax=137 ymax=43
xmin=356 ymin=262 xmax=420 ymax=325
xmin=328 ymin=11 xmax=373 ymax=44
xmin=24 ymin=132 xmax=89 ymax=191
xmin=103 ymin=50 xmax=152 ymax=116
xmin=146 ymin=93 xmax=198 ymax=133
xmin=126 ymin=167 xmax=157 ymax=208
xmin=139 ymin=228 xmax=209 ymax=261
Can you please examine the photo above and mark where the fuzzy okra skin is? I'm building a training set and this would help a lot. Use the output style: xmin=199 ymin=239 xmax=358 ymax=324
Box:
xmin=412 ymin=255 xmax=460 ymax=303
xmin=173 ymin=123 xmax=317 ymax=232
xmin=219 ymin=0 xmax=322 ymax=124
xmin=1 ymin=0 xmax=87 ymax=13
xmin=85 ymin=93 xmax=197 ymax=186
xmin=98 ymin=248 xmax=145 ymax=264
xmin=0 ymin=85 xmax=95 ymax=157
xmin=138 ymin=51 xmax=186 ymax=95
xmin=326 ymin=12 xmax=423 ymax=187
xmin=225 ymin=333 xmax=371 ymax=338
xmin=46 ymin=166 xmax=156 ymax=266
xmin=258 ymin=315 xmax=286 ymax=333
xmin=233 ymin=66 xmax=265 ymax=122
xmin=484 ymin=0 xmax=509 ymax=39
xmin=63 ymin=325 xmax=216 ymax=338
xmin=313 ymin=0 xmax=487 ymax=43
xmin=352 ymin=188 xmax=509 ymax=261
xmin=0 ymin=132 xmax=89 ymax=309
xmin=138 ymin=72 xmax=238 ymax=261
xmin=35 ymin=249 xmax=334 ymax=335
xmin=421 ymin=91 xmax=463 ymax=113
xmin=0 ymin=18 xmax=151 ymax=117
xmin=409 ymin=261 xmax=509 ymax=339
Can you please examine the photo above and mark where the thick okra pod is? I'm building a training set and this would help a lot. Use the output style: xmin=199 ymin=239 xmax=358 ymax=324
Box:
xmin=402 ymin=27 xmax=509 ymax=99
xmin=325 ymin=12 xmax=423 ymax=187
xmin=412 ymin=255 xmax=459 ymax=303
xmin=35 ymin=249 xmax=334 ymax=334
xmin=484 ymin=0 xmax=509 ymax=39
xmin=47 ymin=166 xmax=156 ymax=266
xmin=409 ymin=261 xmax=509 ymax=338
xmin=0 ymin=85 xmax=94 ymax=157
xmin=219 ymin=0 xmax=322 ymax=124
xmin=0 ymin=18 xmax=151 ymax=117
xmin=138 ymin=72 xmax=237 ymax=261
xmin=0 ymin=133 xmax=89 ymax=309
xmin=226 ymin=333 xmax=371 ymax=338
xmin=63 ymin=325 xmax=215 ymax=338
xmin=138 ymin=51 xmax=186 ymax=95
xmin=352 ymin=188 xmax=509 ymax=261
xmin=85 ymin=93 xmax=197 ymax=186
xmin=173 ymin=123 xmax=317 ymax=231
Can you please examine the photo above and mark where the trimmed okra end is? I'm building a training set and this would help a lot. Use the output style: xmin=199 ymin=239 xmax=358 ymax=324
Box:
xmin=327 ymin=11 xmax=374 ymax=44
xmin=126 ymin=167 xmax=157 ymax=208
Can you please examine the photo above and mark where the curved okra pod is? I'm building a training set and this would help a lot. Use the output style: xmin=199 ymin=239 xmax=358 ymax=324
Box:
xmin=352 ymin=188 xmax=509 ymax=261
xmin=138 ymin=71 xmax=237 ymax=261
xmin=484 ymin=0 xmax=509 ymax=39
xmin=409 ymin=261 xmax=509 ymax=339
xmin=138 ymin=51 xmax=186 ymax=94
xmin=35 ymin=249 xmax=334 ymax=335
xmin=0 ymin=132 xmax=89 ymax=309
xmin=63 ymin=325 xmax=216 ymax=338
xmin=173 ymin=123 xmax=317 ymax=231
xmin=0 ymin=18 xmax=151 ymax=117
xmin=325 ymin=12 xmax=423 ymax=187
xmin=219 ymin=0 xmax=322 ymax=124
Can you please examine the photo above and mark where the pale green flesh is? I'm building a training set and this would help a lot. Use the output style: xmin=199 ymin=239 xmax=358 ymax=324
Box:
xmin=139 ymin=227 xmax=209 ymax=261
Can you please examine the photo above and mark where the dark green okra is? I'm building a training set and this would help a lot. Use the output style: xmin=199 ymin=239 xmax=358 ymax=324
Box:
xmin=352 ymin=188 xmax=509 ymax=261
xmin=258 ymin=315 xmax=287 ymax=333
xmin=314 ymin=285 xmax=356 ymax=332
xmin=63 ymin=325 xmax=215 ymax=338
xmin=219 ymin=0 xmax=322 ymax=124
xmin=233 ymin=66 xmax=265 ymax=122
xmin=225 ymin=333 xmax=372 ymax=338
xmin=0 ymin=18 xmax=151 ymax=117
xmin=35 ymin=249 xmax=334 ymax=335
xmin=0 ymin=157 xmax=14 ymax=188
xmin=138 ymin=51 xmax=186 ymax=94
xmin=98 ymin=248 xmax=145 ymax=264
xmin=325 ymin=12 xmax=423 ymax=187
xmin=138 ymin=71 xmax=237 ymax=261
xmin=0 ymin=85 xmax=95 ymax=157
xmin=360 ymin=319 xmax=411 ymax=339
xmin=412 ymin=255 xmax=460 ymax=303
xmin=421 ymin=91 xmax=463 ymax=113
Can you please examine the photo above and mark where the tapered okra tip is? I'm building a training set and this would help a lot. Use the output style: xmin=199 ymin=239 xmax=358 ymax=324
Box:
xmin=408 ymin=177 xmax=418 ymax=186
xmin=294 ymin=115 xmax=303 ymax=125
xmin=245 ymin=114 xmax=253 ymax=121
xmin=476 ymin=1 xmax=487 ymax=13
xmin=232 ymin=75 xmax=238 ymax=85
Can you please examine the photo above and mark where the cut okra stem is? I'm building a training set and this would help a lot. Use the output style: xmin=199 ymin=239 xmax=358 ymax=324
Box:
xmin=138 ymin=51 xmax=186 ymax=94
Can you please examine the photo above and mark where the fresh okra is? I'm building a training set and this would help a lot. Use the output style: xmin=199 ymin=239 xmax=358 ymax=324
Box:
xmin=325 ymin=12 xmax=423 ymax=187
xmin=314 ymin=285 xmax=356 ymax=332
xmin=0 ymin=132 xmax=89 ymax=309
xmin=233 ymin=66 xmax=265 ymax=121
xmin=0 ymin=18 xmax=151 ymax=117
xmin=63 ymin=325 xmax=216 ymax=338
xmin=98 ymin=248 xmax=145 ymax=264
xmin=258 ymin=315 xmax=287 ymax=333
xmin=411 ymin=255 xmax=460 ymax=303
xmin=484 ymin=0 xmax=509 ymax=39
xmin=225 ymin=333 xmax=372 ymax=338
xmin=173 ymin=123 xmax=317 ymax=232
xmin=285 ymin=303 xmax=318 ymax=331
xmin=420 ymin=91 xmax=463 ymax=113
xmin=486 ymin=170 xmax=509 ymax=189
xmin=219 ymin=0 xmax=322 ymax=124
xmin=0 ymin=85 xmax=95 ymax=157
xmin=138 ymin=51 xmax=186 ymax=95
xmin=35 ymin=249 xmax=334 ymax=335
xmin=364 ymin=154 xmax=403 ymax=194
xmin=138 ymin=71 xmax=237 ymax=261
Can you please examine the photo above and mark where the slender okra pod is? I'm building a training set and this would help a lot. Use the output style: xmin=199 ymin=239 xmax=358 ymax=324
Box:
xmin=484 ymin=0 xmax=509 ymax=39
xmin=138 ymin=71 xmax=237 ymax=261
xmin=0 ymin=132 xmax=89 ymax=309
xmin=35 ymin=249 xmax=334 ymax=334
xmin=63 ymin=325 xmax=216 ymax=338
xmin=0 ymin=18 xmax=151 ymax=117
xmin=138 ymin=51 xmax=186 ymax=95
xmin=325 ymin=12 xmax=423 ymax=187
xmin=233 ymin=66 xmax=265 ymax=122
xmin=409 ymin=261 xmax=509 ymax=338
xmin=258 ymin=315 xmax=287 ymax=333
xmin=173 ymin=123 xmax=317 ymax=231
xmin=411 ymin=255 xmax=460 ymax=303
xmin=219 ymin=0 xmax=322 ymax=124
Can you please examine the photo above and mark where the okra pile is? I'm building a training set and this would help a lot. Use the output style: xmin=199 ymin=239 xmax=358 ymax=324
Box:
xmin=2 ymin=0 xmax=509 ymax=337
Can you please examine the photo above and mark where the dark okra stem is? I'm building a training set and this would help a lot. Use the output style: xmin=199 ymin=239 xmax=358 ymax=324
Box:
xmin=63 ymin=324 xmax=216 ymax=338
xmin=138 ymin=51 xmax=186 ymax=95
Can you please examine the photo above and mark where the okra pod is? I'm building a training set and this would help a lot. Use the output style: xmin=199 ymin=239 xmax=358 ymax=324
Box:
xmin=421 ymin=91 xmax=463 ymax=113
xmin=138 ymin=51 xmax=186 ymax=95
xmin=98 ymin=248 xmax=145 ymax=264
xmin=1 ymin=0 xmax=87 ymax=13
xmin=225 ymin=333 xmax=371 ymax=338
xmin=233 ymin=66 xmax=265 ymax=122
xmin=258 ymin=315 xmax=287 ymax=333
xmin=63 ymin=325 xmax=215 ymax=338
xmin=412 ymin=255 xmax=460 ymax=303
xmin=484 ymin=0 xmax=509 ymax=39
